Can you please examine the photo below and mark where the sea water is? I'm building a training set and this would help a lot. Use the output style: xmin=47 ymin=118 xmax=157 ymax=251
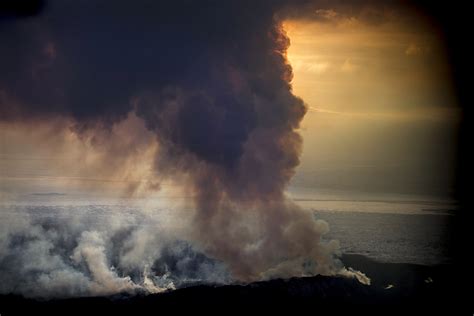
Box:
xmin=1 ymin=189 xmax=456 ymax=267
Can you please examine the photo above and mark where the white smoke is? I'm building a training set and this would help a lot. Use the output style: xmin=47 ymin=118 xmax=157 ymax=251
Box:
xmin=0 ymin=204 xmax=230 ymax=298
xmin=0 ymin=203 xmax=369 ymax=298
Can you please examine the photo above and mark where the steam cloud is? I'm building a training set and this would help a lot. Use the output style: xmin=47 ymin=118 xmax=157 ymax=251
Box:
xmin=0 ymin=205 xmax=230 ymax=297
xmin=1 ymin=0 xmax=369 ymax=297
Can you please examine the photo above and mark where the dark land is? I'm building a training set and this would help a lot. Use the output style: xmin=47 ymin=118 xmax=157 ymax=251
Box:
xmin=0 ymin=254 xmax=469 ymax=315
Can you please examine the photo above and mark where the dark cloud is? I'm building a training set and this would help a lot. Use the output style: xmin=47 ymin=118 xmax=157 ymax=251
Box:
xmin=1 ymin=0 xmax=300 ymax=162
xmin=0 ymin=0 xmax=45 ymax=18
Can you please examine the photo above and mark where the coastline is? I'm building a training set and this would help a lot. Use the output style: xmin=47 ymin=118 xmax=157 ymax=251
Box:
xmin=0 ymin=254 xmax=465 ymax=314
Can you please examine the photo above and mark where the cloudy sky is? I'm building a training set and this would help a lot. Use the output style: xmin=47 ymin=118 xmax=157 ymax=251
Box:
xmin=0 ymin=1 xmax=460 ymax=201
xmin=285 ymin=7 xmax=459 ymax=198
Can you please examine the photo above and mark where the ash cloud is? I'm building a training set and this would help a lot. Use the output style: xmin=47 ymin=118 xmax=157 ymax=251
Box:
xmin=1 ymin=0 xmax=370 ymax=296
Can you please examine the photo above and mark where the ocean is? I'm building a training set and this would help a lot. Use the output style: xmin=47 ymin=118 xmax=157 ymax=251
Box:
xmin=1 ymin=190 xmax=456 ymax=267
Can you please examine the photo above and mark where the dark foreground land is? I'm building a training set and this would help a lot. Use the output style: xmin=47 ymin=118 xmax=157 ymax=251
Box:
xmin=0 ymin=254 xmax=470 ymax=315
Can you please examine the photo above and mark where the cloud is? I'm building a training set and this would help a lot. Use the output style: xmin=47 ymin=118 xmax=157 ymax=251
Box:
xmin=405 ymin=43 xmax=431 ymax=56
xmin=291 ymin=59 xmax=331 ymax=74
xmin=315 ymin=9 xmax=339 ymax=21
xmin=341 ymin=58 xmax=360 ymax=73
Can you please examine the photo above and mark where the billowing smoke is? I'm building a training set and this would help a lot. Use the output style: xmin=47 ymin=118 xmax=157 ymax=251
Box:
xmin=0 ymin=205 xmax=231 ymax=297
xmin=1 ymin=0 xmax=369 ymax=297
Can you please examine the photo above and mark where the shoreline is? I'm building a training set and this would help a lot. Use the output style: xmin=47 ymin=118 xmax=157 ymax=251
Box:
xmin=0 ymin=254 xmax=465 ymax=314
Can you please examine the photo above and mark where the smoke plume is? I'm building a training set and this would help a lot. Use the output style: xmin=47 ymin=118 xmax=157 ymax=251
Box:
xmin=1 ymin=0 xmax=370 ymax=297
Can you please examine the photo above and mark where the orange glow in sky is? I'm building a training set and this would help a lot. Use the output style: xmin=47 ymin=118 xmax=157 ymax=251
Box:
xmin=284 ymin=10 xmax=459 ymax=197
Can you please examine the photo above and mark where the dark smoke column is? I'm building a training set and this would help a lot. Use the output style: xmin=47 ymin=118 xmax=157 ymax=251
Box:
xmin=135 ymin=8 xmax=334 ymax=281
xmin=0 ymin=0 xmax=367 ymax=283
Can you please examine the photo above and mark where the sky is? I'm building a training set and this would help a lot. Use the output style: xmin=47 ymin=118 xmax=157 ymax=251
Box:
xmin=0 ymin=1 xmax=460 ymax=201
xmin=285 ymin=8 xmax=460 ymax=199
